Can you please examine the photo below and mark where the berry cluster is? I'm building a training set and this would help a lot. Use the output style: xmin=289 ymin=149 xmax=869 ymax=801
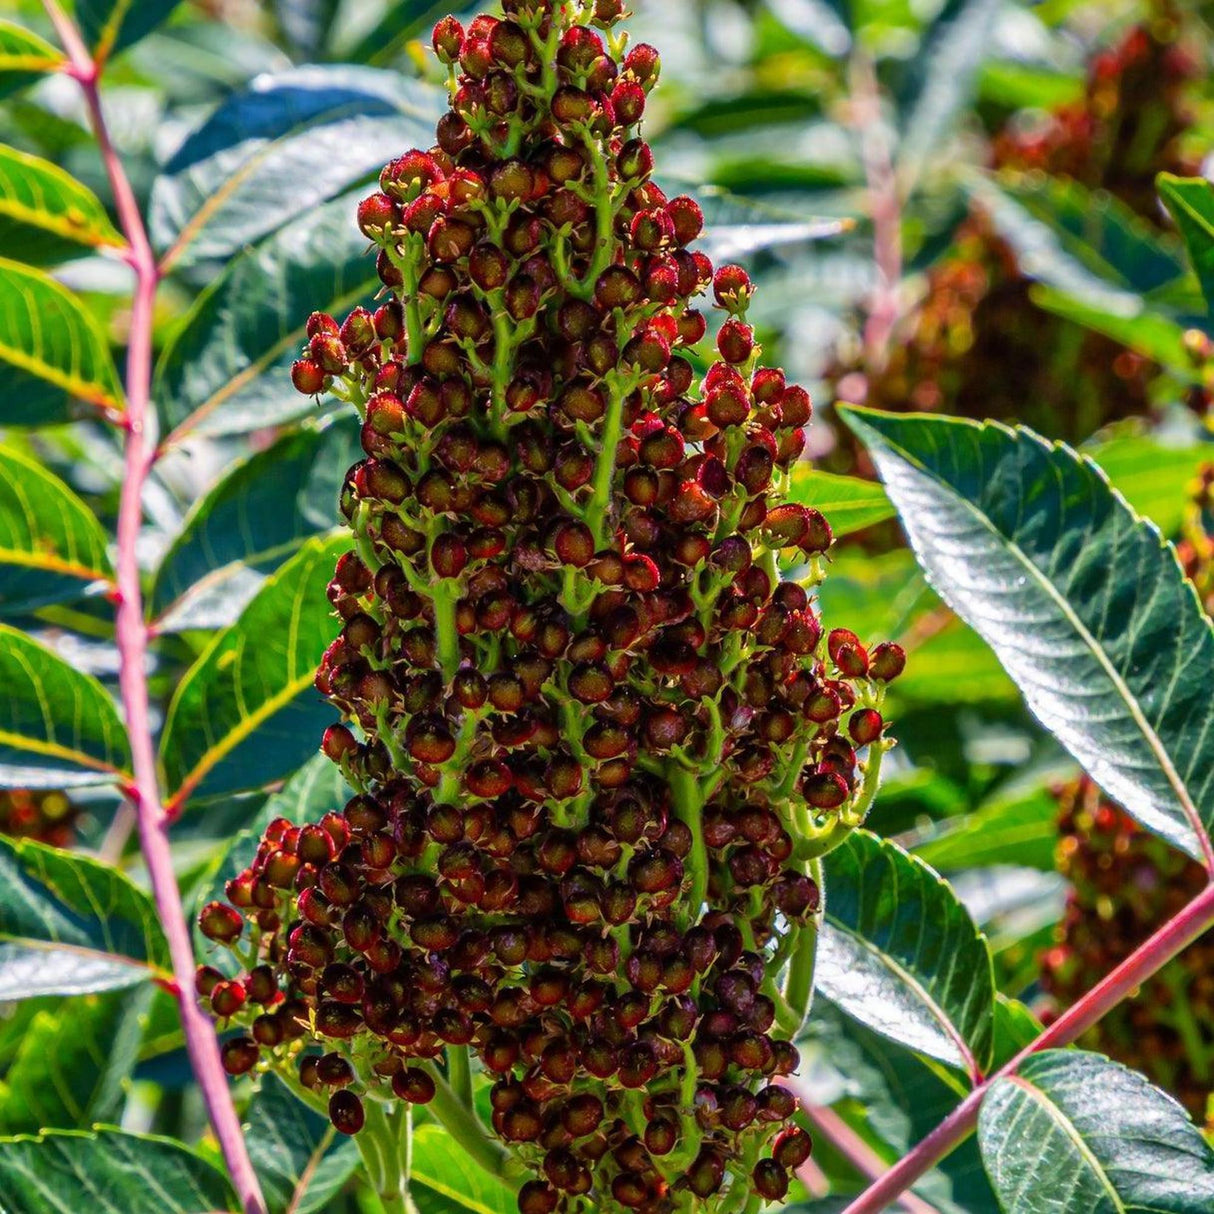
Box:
xmin=1040 ymin=777 xmax=1213 ymax=1123
xmin=200 ymin=3 xmax=900 ymax=1209
xmin=0 ymin=788 xmax=78 ymax=847
xmin=828 ymin=4 xmax=1203 ymax=455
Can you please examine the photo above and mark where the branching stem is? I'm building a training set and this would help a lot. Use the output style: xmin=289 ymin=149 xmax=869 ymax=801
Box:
xmin=42 ymin=4 xmax=266 ymax=1210
xmin=840 ymin=877 xmax=1214 ymax=1214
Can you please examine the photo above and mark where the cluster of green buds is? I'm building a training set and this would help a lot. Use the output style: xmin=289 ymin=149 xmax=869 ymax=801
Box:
xmin=198 ymin=3 xmax=901 ymax=1209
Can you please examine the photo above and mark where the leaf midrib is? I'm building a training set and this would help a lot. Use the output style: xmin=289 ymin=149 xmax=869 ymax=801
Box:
xmin=873 ymin=418 xmax=1213 ymax=867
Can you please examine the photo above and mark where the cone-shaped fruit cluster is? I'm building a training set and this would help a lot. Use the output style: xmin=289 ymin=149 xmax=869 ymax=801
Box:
xmin=828 ymin=4 xmax=1203 ymax=453
xmin=200 ymin=3 xmax=901 ymax=1209
xmin=1040 ymin=777 xmax=1213 ymax=1123
xmin=0 ymin=789 xmax=78 ymax=846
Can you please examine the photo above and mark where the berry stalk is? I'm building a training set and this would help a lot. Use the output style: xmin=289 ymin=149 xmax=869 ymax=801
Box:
xmin=840 ymin=876 xmax=1214 ymax=1214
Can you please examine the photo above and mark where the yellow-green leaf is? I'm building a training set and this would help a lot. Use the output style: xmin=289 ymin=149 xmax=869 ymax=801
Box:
xmin=0 ymin=145 xmax=124 ymax=251
xmin=159 ymin=535 xmax=350 ymax=809
xmin=0 ymin=624 xmax=131 ymax=783
xmin=0 ymin=22 xmax=64 ymax=98
xmin=0 ymin=445 xmax=114 ymax=614
xmin=786 ymin=466 xmax=895 ymax=536
xmin=0 ymin=259 xmax=124 ymax=422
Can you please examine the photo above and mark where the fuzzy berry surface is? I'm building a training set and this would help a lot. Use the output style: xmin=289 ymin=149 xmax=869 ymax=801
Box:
xmin=199 ymin=4 xmax=902 ymax=1210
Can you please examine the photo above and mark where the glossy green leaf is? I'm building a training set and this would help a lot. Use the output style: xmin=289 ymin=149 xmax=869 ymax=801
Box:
xmin=1158 ymin=172 xmax=1214 ymax=314
xmin=0 ymin=445 xmax=113 ymax=614
xmin=786 ymin=468 xmax=895 ymax=536
xmin=151 ymin=418 xmax=359 ymax=627
xmin=72 ymin=0 xmax=182 ymax=61
xmin=800 ymin=999 xmax=997 ymax=1214
xmin=817 ymin=829 xmax=995 ymax=1075
xmin=412 ymin=1123 xmax=520 ymax=1214
xmin=155 ymin=191 xmax=375 ymax=443
xmin=149 ymin=67 xmax=443 ymax=271
xmin=979 ymin=1051 xmax=1214 ymax=1213
xmin=0 ymin=22 xmax=64 ymax=98
xmin=159 ymin=535 xmax=350 ymax=808
xmin=0 ymin=259 xmax=124 ymax=423
xmin=0 ymin=988 xmax=148 ymax=1134
xmin=0 ymin=838 xmax=170 ymax=1000
xmin=1086 ymin=435 xmax=1211 ymax=536
xmin=843 ymin=406 xmax=1214 ymax=864
xmin=247 ymin=1074 xmax=359 ymax=1214
xmin=0 ymin=1128 xmax=235 ymax=1214
xmin=910 ymin=786 xmax=1060 ymax=873
xmin=0 ymin=624 xmax=130 ymax=783
xmin=0 ymin=145 xmax=124 ymax=254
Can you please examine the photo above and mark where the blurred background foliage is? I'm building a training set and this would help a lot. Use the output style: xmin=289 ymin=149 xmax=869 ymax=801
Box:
xmin=1 ymin=0 xmax=1213 ymax=1208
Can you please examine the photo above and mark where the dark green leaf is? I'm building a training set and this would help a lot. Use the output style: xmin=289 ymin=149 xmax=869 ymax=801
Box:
xmin=0 ymin=837 xmax=170 ymax=999
xmin=972 ymin=171 xmax=1188 ymax=300
xmin=979 ymin=1051 xmax=1214 ymax=1213
xmin=0 ymin=22 xmax=64 ymax=98
xmin=151 ymin=417 xmax=359 ymax=627
xmin=0 ymin=259 xmax=124 ymax=423
xmin=154 ymin=191 xmax=375 ymax=444
xmin=842 ymin=406 xmax=1214 ymax=864
xmin=149 ymin=67 xmax=443 ymax=271
xmin=0 ymin=445 xmax=113 ymax=614
xmin=0 ymin=624 xmax=130 ymax=784
xmin=347 ymin=2 xmax=476 ymax=66
xmin=72 ymin=0 xmax=182 ymax=62
xmin=817 ymin=829 xmax=995 ymax=1075
xmin=159 ymin=535 xmax=350 ymax=808
xmin=0 ymin=988 xmax=148 ymax=1134
xmin=786 ymin=468 xmax=895 ymax=536
xmin=247 ymin=1074 xmax=360 ymax=1214
xmin=1158 ymin=172 xmax=1214 ymax=314
xmin=0 ymin=1128 xmax=236 ymax=1214
xmin=0 ymin=145 xmax=124 ymax=253
xmin=800 ymin=999 xmax=997 ymax=1214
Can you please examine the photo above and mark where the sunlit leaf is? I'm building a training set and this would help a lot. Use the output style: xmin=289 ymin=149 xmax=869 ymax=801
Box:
xmin=155 ymin=191 xmax=375 ymax=444
xmin=979 ymin=1051 xmax=1214 ymax=1213
xmin=149 ymin=67 xmax=442 ymax=271
xmin=0 ymin=445 xmax=113 ymax=614
xmin=159 ymin=535 xmax=350 ymax=809
xmin=247 ymin=1074 xmax=359 ymax=1214
xmin=786 ymin=467 xmax=894 ymax=536
xmin=0 ymin=259 xmax=124 ymax=422
xmin=0 ymin=145 xmax=124 ymax=257
xmin=0 ymin=624 xmax=130 ymax=783
xmin=843 ymin=406 xmax=1214 ymax=864
xmin=0 ymin=22 xmax=65 ymax=98
xmin=0 ymin=838 xmax=170 ymax=1000
xmin=1158 ymin=172 xmax=1214 ymax=315
xmin=0 ymin=989 xmax=148 ymax=1134
xmin=0 ymin=1128 xmax=235 ymax=1214
xmin=817 ymin=830 xmax=995 ymax=1075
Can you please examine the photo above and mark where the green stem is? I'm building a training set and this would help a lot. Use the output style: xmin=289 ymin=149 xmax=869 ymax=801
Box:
xmin=669 ymin=765 xmax=707 ymax=928
xmin=419 ymin=1062 xmax=514 ymax=1180
xmin=585 ymin=375 xmax=627 ymax=550
xmin=782 ymin=857 xmax=823 ymax=1033
xmin=432 ymin=579 xmax=460 ymax=683
xmin=447 ymin=1044 xmax=473 ymax=1110
xmin=357 ymin=1101 xmax=417 ymax=1214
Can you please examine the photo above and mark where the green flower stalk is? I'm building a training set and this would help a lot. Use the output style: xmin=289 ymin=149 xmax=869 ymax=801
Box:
xmin=198 ymin=3 xmax=902 ymax=1210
